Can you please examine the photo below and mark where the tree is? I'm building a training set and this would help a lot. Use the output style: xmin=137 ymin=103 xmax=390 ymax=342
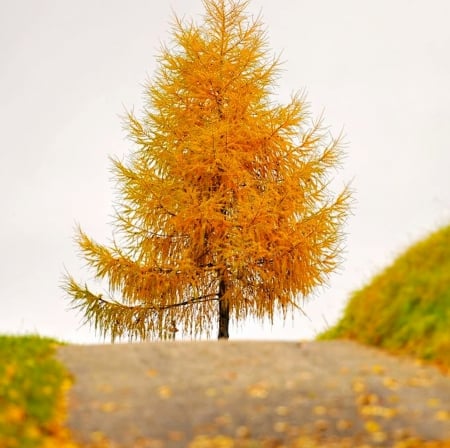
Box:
xmin=63 ymin=0 xmax=350 ymax=341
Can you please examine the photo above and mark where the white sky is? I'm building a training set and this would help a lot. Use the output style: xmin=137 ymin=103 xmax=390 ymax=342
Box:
xmin=1 ymin=0 xmax=449 ymax=343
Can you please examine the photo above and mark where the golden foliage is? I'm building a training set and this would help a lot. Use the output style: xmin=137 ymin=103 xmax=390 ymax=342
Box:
xmin=63 ymin=0 xmax=350 ymax=340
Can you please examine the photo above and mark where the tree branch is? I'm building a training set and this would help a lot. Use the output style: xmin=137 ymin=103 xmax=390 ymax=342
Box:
xmin=97 ymin=292 xmax=219 ymax=312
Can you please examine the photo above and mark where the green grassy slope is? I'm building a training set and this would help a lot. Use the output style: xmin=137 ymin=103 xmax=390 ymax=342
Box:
xmin=0 ymin=335 xmax=78 ymax=448
xmin=319 ymin=224 xmax=450 ymax=369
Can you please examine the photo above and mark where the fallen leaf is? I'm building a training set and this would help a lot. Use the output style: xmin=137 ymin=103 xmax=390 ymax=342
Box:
xmin=100 ymin=402 xmax=118 ymax=413
xmin=5 ymin=404 xmax=25 ymax=423
xmin=41 ymin=385 xmax=54 ymax=396
xmin=215 ymin=414 xmax=232 ymax=426
xmin=426 ymin=398 xmax=440 ymax=408
xmin=23 ymin=422 xmax=40 ymax=440
xmin=356 ymin=393 xmax=379 ymax=406
xmin=382 ymin=377 xmax=399 ymax=390
xmin=223 ymin=371 xmax=237 ymax=381
xmin=371 ymin=364 xmax=386 ymax=375
xmin=313 ymin=405 xmax=327 ymax=416
xmin=372 ymin=431 xmax=387 ymax=443
xmin=361 ymin=405 xmax=397 ymax=418
xmin=275 ymin=405 xmax=289 ymax=416
xmin=158 ymin=385 xmax=172 ymax=399
xmin=188 ymin=435 xmax=234 ymax=448
xmin=247 ymin=382 xmax=269 ymax=399
xmin=273 ymin=421 xmax=289 ymax=433
xmin=364 ymin=420 xmax=380 ymax=433
xmin=336 ymin=419 xmax=353 ymax=431
xmin=90 ymin=431 xmax=109 ymax=444
xmin=352 ymin=379 xmax=366 ymax=393
xmin=314 ymin=419 xmax=329 ymax=432
xmin=435 ymin=410 xmax=450 ymax=421
xmin=5 ymin=363 xmax=17 ymax=380
xmin=235 ymin=425 xmax=251 ymax=438
xmin=205 ymin=387 xmax=217 ymax=397
xmin=407 ymin=376 xmax=433 ymax=387
xmin=168 ymin=431 xmax=185 ymax=441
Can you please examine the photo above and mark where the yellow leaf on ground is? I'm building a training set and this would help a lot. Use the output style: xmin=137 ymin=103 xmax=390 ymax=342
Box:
xmin=314 ymin=419 xmax=329 ymax=432
xmin=100 ymin=402 xmax=118 ymax=413
xmin=235 ymin=425 xmax=250 ymax=438
xmin=246 ymin=382 xmax=269 ymax=398
xmin=90 ymin=431 xmax=109 ymax=445
xmin=5 ymin=404 xmax=25 ymax=423
xmin=352 ymin=380 xmax=366 ymax=393
xmin=5 ymin=363 xmax=17 ymax=380
xmin=427 ymin=398 xmax=440 ymax=408
xmin=188 ymin=435 xmax=234 ymax=448
xmin=435 ymin=410 xmax=450 ymax=421
xmin=205 ymin=387 xmax=217 ymax=397
xmin=364 ymin=420 xmax=380 ymax=433
xmin=382 ymin=377 xmax=400 ymax=390
xmin=275 ymin=405 xmax=289 ymax=416
xmin=372 ymin=431 xmax=387 ymax=443
xmin=361 ymin=405 xmax=397 ymax=418
xmin=168 ymin=431 xmax=185 ymax=441
xmin=273 ymin=421 xmax=289 ymax=433
xmin=158 ymin=385 xmax=172 ymax=399
xmin=371 ymin=364 xmax=386 ymax=375
xmin=336 ymin=419 xmax=353 ymax=431
xmin=313 ymin=405 xmax=327 ymax=416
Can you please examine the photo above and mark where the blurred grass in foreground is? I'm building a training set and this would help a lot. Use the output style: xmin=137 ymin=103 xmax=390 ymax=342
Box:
xmin=0 ymin=334 xmax=78 ymax=448
xmin=319 ymin=224 xmax=450 ymax=370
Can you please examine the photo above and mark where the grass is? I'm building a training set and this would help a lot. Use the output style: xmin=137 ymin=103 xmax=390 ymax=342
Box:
xmin=0 ymin=334 xmax=78 ymax=448
xmin=319 ymin=224 xmax=450 ymax=370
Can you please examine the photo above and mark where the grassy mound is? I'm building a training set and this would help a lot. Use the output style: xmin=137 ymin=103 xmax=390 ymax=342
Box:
xmin=0 ymin=335 xmax=79 ymax=448
xmin=319 ymin=224 xmax=450 ymax=369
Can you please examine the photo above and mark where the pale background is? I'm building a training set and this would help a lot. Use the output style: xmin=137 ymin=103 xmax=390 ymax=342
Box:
xmin=1 ymin=0 xmax=449 ymax=343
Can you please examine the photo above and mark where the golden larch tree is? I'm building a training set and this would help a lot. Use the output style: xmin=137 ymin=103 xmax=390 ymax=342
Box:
xmin=64 ymin=0 xmax=350 ymax=340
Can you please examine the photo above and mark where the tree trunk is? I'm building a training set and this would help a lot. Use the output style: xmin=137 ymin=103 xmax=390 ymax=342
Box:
xmin=218 ymin=279 xmax=229 ymax=339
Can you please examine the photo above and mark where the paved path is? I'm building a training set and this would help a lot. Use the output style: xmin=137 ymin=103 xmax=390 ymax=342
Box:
xmin=57 ymin=340 xmax=450 ymax=447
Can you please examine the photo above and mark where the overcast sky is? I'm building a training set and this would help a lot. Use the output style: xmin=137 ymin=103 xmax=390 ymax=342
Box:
xmin=1 ymin=0 xmax=449 ymax=343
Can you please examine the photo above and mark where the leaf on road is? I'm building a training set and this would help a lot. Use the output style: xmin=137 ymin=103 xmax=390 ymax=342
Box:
xmin=100 ymin=401 xmax=118 ymax=413
xmin=336 ymin=419 xmax=353 ymax=431
xmin=273 ymin=421 xmax=289 ymax=433
xmin=435 ymin=410 xmax=450 ymax=421
xmin=364 ymin=420 xmax=380 ymax=433
xmin=352 ymin=379 xmax=366 ymax=393
xmin=146 ymin=369 xmax=158 ymax=378
xmin=313 ymin=405 xmax=327 ymax=416
xmin=275 ymin=405 xmax=289 ymax=416
xmin=205 ymin=387 xmax=217 ymax=397
xmin=246 ymin=382 xmax=269 ymax=399
xmin=361 ymin=405 xmax=397 ymax=418
xmin=158 ymin=385 xmax=172 ymax=399
xmin=371 ymin=364 xmax=386 ymax=375
xmin=382 ymin=377 xmax=400 ymax=390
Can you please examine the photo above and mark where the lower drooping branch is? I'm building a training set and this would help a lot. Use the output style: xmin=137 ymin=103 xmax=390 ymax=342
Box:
xmin=64 ymin=275 xmax=220 ymax=340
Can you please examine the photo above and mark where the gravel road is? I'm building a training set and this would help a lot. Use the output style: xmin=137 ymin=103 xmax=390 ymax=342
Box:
xmin=57 ymin=340 xmax=450 ymax=447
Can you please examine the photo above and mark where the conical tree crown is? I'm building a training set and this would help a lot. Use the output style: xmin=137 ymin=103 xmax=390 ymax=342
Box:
xmin=64 ymin=0 xmax=350 ymax=340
